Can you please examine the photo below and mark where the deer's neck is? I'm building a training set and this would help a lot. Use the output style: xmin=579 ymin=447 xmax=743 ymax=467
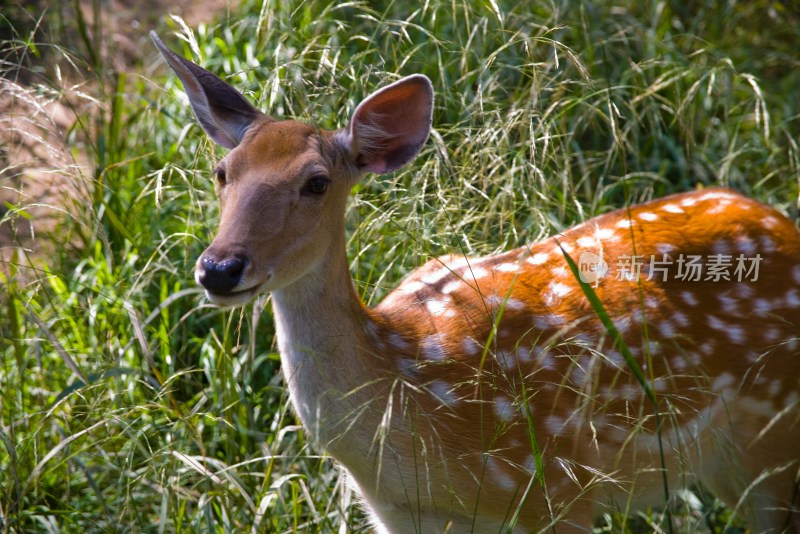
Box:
xmin=269 ymin=234 xmax=387 ymax=452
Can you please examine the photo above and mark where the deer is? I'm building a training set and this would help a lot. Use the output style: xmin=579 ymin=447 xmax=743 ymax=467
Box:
xmin=151 ymin=32 xmax=800 ymax=533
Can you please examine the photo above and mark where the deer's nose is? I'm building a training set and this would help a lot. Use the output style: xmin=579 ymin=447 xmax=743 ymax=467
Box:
xmin=198 ymin=254 xmax=247 ymax=293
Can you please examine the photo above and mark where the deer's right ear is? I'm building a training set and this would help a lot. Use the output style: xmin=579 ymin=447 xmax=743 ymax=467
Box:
xmin=151 ymin=31 xmax=263 ymax=149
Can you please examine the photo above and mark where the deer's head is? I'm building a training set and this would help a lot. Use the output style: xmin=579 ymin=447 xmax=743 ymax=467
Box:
xmin=152 ymin=32 xmax=433 ymax=306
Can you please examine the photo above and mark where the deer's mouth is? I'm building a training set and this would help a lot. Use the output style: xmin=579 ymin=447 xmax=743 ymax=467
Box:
xmin=204 ymin=281 xmax=265 ymax=307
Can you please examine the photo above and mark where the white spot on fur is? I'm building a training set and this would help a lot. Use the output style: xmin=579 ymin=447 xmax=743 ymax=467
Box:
xmin=616 ymin=219 xmax=633 ymax=229
xmin=698 ymin=191 xmax=739 ymax=201
xmin=494 ymin=396 xmax=516 ymax=421
xmin=604 ymin=350 xmax=624 ymax=369
xmin=429 ymin=380 xmax=458 ymax=406
xmin=486 ymin=294 xmax=526 ymax=312
xmin=534 ymin=347 xmax=555 ymax=371
xmin=441 ymin=280 xmax=462 ymax=295
xmin=768 ymin=379 xmax=782 ymax=397
xmin=753 ymin=298 xmax=773 ymax=317
xmin=746 ymin=350 xmax=761 ymax=363
xmin=545 ymin=281 xmax=573 ymax=307
xmin=596 ymin=228 xmax=616 ymax=240
xmin=508 ymin=297 xmax=527 ymax=310
xmin=550 ymin=281 xmax=572 ymax=297
xmin=712 ymin=372 xmax=736 ymax=392
xmin=421 ymin=268 xmax=451 ymax=285
xmin=735 ymin=283 xmax=755 ymax=299
xmin=680 ymin=196 xmax=698 ymax=207
xmin=426 ymin=298 xmax=453 ymax=317
xmin=657 ymin=320 xmax=676 ymax=337
xmin=523 ymin=454 xmax=537 ymax=474
xmin=466 ymin=267 xmax=489 ymax=280
xmin=557 ymin=241 xmax=574 ymax=254
xmin=398 ymin=358 xmax=418 ymax=377
xmin=717 ymin=295 xmax=739 ymax=315
xmin=785 ymin=289 xmax=800 ymax=308
xmin=738 ymin=396 xmax=778 ymax=420
xmin=422 ymin=334 xmax=448 ymax=361
xmin=736 ymin=237 xmax=757 ymax=256
xmin=527 ymin=252 xmax=549 ymax=265
xmin=495 ymin=349 xmax=517 ymax=371
xmin=486 ymin=456 xmax=517 ymax=491
xmin=656 ymin=243 xmax=677 ymax=255
xmin=534 ymin=314 xmax=565 ymax=330
xmin=672 ymin=311 xmax=690 ymax=328
xmin=759 ymin=235 xmax=776 ymax=253
xmin=699 ymin=340 xmax=715 ymax=357
xmin=707 ymin=200 xmax=733 ymax=214
xmin=462 ymin=337 xmax=482 ymax=356
xmin=638 ymin=212 xmax=658 ymax=221
xmin=451 ymin=257 xmax=472 ymax=269
xmin=763 ymin=327 xmax=781 ymax=343
xmin=707 ymin=315 xmax=727 ymax=332
xmin=399 ymin=280 xmax=425 ymax=293
xmin=389 ymin=333 xmax=411 ymax=351
xmin=661 ymin=203 xmax=684 ymax=214
xmin=570 ymin=365 xmax=588 ymax=388
xmin=711 ymin=240 xmax=731 ymax=256
xmin=576 ymin=236 xmax=597 ymax=248
xmin=681 ymin=291 xmax=699 ymax=306
xmin=653 ymin=378 xmax=670 ymax=392
xmin=545 ymin=415 xmax=566 ymax=435
xmin=619 ymin=383 xmax=642 ymax=400
xmin=496 ymin=263 xmax=520 ymax=273
xmin=792 ymin=265 xmax=800 ymax=285
xmin=516 ymin=345 xmax=532 ymax=363
xmin=727 ymin=325 xmax=746 ymax=345
xmin=615 ymin=316 xmax=633 ymax=335
xmin=761 ymin=215 xmax=780 ymax=229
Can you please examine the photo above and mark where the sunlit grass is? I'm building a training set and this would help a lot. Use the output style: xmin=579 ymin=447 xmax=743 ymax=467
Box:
xmin=1 ymin=0 xmax=798 ymax=531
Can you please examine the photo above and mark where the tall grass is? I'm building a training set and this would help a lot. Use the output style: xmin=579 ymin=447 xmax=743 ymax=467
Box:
xmin=1 ymin=0 xmax=798 ymax=531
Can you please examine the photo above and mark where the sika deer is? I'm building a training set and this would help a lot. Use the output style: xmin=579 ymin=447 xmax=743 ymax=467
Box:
xmin=152 ymin=32 xmax=800 ymax=533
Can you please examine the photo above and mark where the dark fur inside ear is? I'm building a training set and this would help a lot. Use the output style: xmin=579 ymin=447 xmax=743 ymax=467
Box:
xmin=151 ymin=32 xmax=264 ymax=148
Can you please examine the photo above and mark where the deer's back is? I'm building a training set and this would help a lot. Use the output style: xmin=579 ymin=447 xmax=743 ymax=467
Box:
xmin=363 ymin=188 xmax=800 ymax=527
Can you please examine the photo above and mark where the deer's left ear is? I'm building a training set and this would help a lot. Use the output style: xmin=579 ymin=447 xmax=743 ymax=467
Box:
xmin=341 ymin=75 xmax=434 ymax=175
xmin=151 ymin=31 xmax=265 ymax=149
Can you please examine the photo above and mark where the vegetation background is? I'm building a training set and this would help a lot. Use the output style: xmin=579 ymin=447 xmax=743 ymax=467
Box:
xmin=1 ymin=0 xmax=798 ymax=531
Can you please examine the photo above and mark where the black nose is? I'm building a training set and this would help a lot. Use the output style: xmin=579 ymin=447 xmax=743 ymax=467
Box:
xmin=198 ymin=255 xmax=246 ymax=293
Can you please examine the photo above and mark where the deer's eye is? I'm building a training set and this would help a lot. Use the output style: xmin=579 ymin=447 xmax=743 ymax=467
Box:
xmin=302 ymin=175 xmax=329 ymax=196
xmin=214 ymin=168 xmax=227 ymax=187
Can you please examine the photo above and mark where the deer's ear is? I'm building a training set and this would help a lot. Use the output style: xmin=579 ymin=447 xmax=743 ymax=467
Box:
xmin=151 ymin=31 xmax=264 ymax=149
xmin=342 ymin=75 xmax=434 ymax=174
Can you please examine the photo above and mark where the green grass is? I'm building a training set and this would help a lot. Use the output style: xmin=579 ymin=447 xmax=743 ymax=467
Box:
xmin=1 ymin=0 xmax=798 ymax=531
